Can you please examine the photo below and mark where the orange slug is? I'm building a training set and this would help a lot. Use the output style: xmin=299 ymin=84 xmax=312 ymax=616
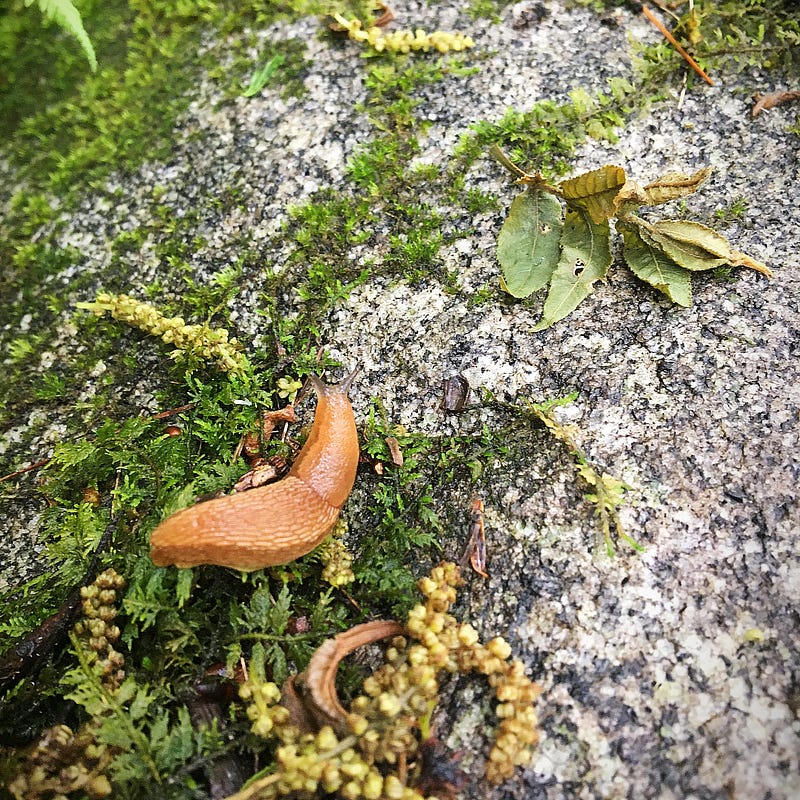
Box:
xmin=149 ymin=370 xmax=359 ymax=571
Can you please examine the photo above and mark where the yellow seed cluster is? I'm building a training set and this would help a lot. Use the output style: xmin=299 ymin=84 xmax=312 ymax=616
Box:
xmin=320 ymin=520 xmax=356 ymax=588
xmin=73 ymin=568 xmax=127 ymax=688
xmin=346 ymin=633 xmax=440 ymax=767
xmin=454 ymin=638 xmax=541 ymax=782
xmin=77 ymin=293 xmax=246 ymax=373
xmin=237 ymin=666 xmax=433 ymax=799
xmin=239 ymin=675 xmax=290 ymax=739
xmin=333 ymin=14 xmax=474 ymax=54
xmin=9 ymin=571 xmax=127 ymax=798
xmin=8 ymin=724 xmax=113 ymax=800
xmin=409 ymin=563 xmax=542 ymax=783
xmin=235 ymin=562 xmax=540 ymax=798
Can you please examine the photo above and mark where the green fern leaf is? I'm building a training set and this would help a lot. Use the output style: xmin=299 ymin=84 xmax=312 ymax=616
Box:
xmin=28 ymin=0 xmax=98 ymax=71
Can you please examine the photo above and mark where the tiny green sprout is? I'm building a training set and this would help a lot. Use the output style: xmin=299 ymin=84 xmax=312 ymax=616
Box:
xmin=714 ymin=197 xmax=748 ymax=223
xmin=242 ymin=54 xmax=286 ymax=97
xmin=530 ymin=396 xmax=643 ymax=556
xmin=276 ymin=376 xmax=303 ymax=400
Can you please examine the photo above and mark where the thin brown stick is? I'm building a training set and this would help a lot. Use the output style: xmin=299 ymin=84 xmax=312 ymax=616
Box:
xmin=150 ymin=402 xmax=195 ymax=420
xmin=642 ymin=4 xmax=714 ymax=86
xmin=0 ymin=458 xmax=51 ymax=484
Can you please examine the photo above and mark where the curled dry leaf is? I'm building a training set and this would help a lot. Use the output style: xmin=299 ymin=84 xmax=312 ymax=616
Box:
xmin=641 ymin=166 xmax=713 ymax=206
xmin=232 ymin=461 xmax=282 ymax=492
xmin=752 ymin=90 xmax=800 ymax=118
xmin=466 ymin=498 xmax=489 ymax=578
xmin=235 ymin=405 xmax=300 ymax=464
xmin=618 ymin=222 xmax=692 ymax=307
xmin=633 ymin=217 xmax=772 ymax=279
xmin=560 ymin=164 xmax=626 ymax=224
xmin=612 ymin=179 xmax=649 ymax=214
xmin=261 ymin=405 xmax=301 ymax=439
xmin=282 ymin=620 xmax=404 ymax=734
xmin=385 ymin=436 xmax=404 ymax=467
xmin=638 ymin=219 xmax=730 ymax=271
xmin=372 ymin=1 xmax=395 ymax=27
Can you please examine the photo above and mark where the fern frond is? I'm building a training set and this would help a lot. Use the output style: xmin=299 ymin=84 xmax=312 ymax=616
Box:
xmin=27 ymin=0 xmax=97 ymax=71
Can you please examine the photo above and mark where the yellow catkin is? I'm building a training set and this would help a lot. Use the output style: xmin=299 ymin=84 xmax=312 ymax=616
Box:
xmin=333 ymin=14 xmax=474 ymax=54
xmin=77 ymin=293 xmax=246 ymax=373
xmin=235 ymin=562 xmax=540 ymax=798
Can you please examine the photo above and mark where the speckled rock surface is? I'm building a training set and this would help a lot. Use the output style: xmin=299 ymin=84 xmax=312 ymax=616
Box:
xmin=2 ymin=1 xmax=799 ymax=798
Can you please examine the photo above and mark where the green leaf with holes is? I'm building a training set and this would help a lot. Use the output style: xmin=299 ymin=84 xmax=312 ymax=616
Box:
xmin=618 ymin=222 xmax=691 ymax=306
xmin=497 ymin=187 xmax=563 ymax=297
xmin=533 ymin=211 xmax=612 ymax=330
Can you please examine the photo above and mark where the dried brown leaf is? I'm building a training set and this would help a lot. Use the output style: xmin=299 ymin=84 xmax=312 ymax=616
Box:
xmin=560 ymin=165 xmax=626 ymax=224
xmin=283 ymin=620 xmax=404 ymax=734
xmin=385 ymin=436 xmax=403 ymax=466
xmin=751 ymin=90 xmax=800 ymax=118
xmin=642 ymin=166 xmax=712 ymax=206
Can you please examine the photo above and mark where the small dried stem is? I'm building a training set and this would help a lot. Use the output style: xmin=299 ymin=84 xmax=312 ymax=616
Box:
xmin=642 ymin=4 xmax=713 ymax=86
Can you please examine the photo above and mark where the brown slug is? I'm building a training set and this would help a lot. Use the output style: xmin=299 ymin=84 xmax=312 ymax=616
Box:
xmin=149 ymin=371 xmax=359 ymax=571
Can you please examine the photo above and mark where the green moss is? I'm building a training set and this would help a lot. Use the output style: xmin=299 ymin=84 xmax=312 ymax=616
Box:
xmin=0 ymin=0 xmax=131 ymax=141
xmin=465 ymin=0 xmax=513 ymax=22
xmin=455 ymin=78 xmax=638 ymax=180
xmin=572 ymin=0 xmax=800 ymax=85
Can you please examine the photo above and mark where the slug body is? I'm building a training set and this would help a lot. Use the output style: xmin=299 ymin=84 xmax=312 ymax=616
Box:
xmin=150 ymin=373 xmax=359 ymax=571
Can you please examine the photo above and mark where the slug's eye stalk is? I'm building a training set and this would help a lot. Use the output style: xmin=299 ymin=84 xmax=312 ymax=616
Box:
xmin=149 ymin=372 xmax=360 ymax=571
xmin=336 ymin=364 xmax=360 ymax=394
xmin=308 ymin=364 xmax=360 ymax=399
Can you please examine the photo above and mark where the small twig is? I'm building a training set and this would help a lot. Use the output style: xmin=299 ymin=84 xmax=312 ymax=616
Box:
xmin=0 ymin=458 xmax=51 ymax=484
xmin=150 ymin=402 xmax=195 ymax=420
xmin=642 ymin=3 xmax=714 ymax=86
xmin=489 ymin=144 xmax=531 ymax=180
xmin=489 ymin=146 xmax=562 ymax=194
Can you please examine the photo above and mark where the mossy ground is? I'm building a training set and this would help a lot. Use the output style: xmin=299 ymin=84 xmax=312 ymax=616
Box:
xmin=0 ymin=0 xmax=798 ymax=796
